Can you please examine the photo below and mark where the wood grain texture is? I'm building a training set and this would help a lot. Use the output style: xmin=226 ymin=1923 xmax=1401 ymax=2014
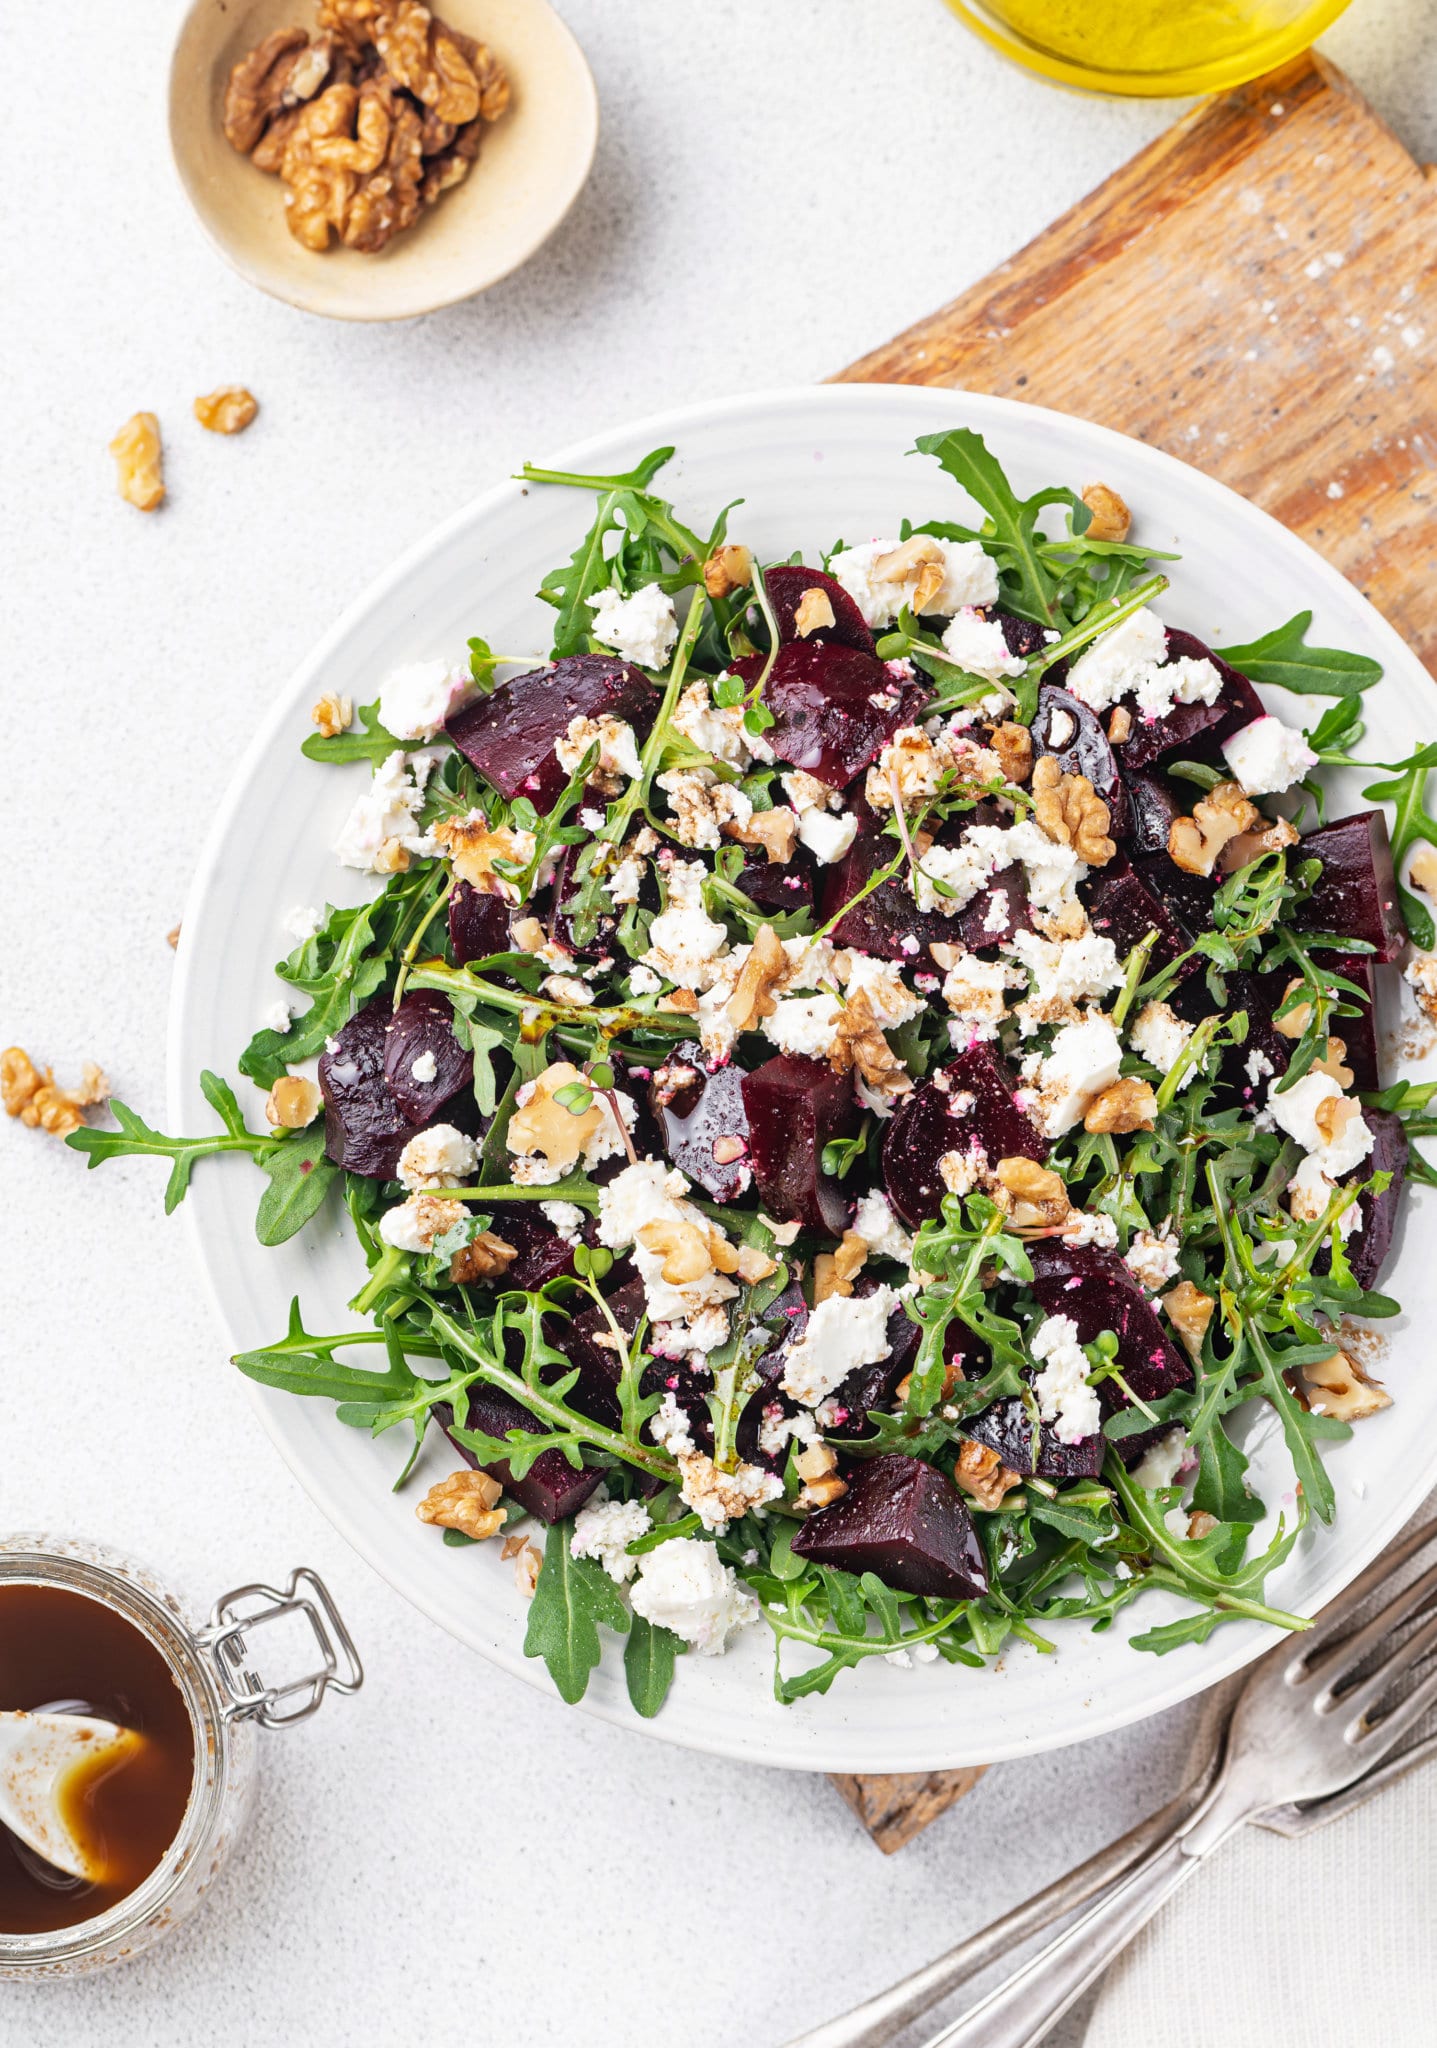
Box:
xmin=829 ymin=1767 xmax=988 ymax=1853
xmin=838 ymin=52 xmax=1437 ymax=678
xmin=833 ymin=52 xmax=1433 ymax=1851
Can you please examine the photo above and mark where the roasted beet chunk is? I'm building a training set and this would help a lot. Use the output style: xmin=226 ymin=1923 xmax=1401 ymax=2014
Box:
xmin=964 ymin=1397 xmax=1106 ymax=1482
xmin=732 ymin=640 xmax=929 ymax=788
xmin=445 ymin=655 xmax=657 ymax=814
xmin=1024 ymin=1241 xmax=1191 ymax=1410
xmin=819 ymin=828 xmax=1029 ymax=960
xmin=649 ymin=1044 xmax=752 ymax=1202
xmin=790 ymin=1453 xmax=989 ymax=1600
xmin=741 ymin=1054 xmax=858 ymax=1237
xmin=881 ymin=1044 xmax=1047 ymax=1231
xmin=441 ymin=1386 xmax=604 ymax=1524
xmin=482 ymin=1206 xmax=582 ymax=1295
xmin=1344 ymin=1108 xmax=1408 ymax=1292
xmin=1119 ymin=768 xmax=1186 ymax=857
xmin=1033 ymin=685 xmax=1127 ymax=836
xmin=319 ymin=997 xmax=420 ymax=1178
xmin=822 ymin=1297 xmax=922 ymax=1439
xmin=1085 ymin=853 xmax=1200 ymax=980
xmin=383 ymin=990 xmax=472 ymax=1124
xmin=1120 ymin=632 xmax=1264 ymax=772
xmin=736 ymin=844 xmax=815 ymax=918
xmin=1293 ymin=810 xmax=1404 ymax=964
xmin=448 ymin=880 xmax=511 ymax=967
xmin=762 ymin=563 xmax=875 ymax=653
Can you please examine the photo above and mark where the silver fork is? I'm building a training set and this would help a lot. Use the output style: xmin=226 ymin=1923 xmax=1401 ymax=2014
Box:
xmin=788 ymin=1516 xmax=1437 ymax=2048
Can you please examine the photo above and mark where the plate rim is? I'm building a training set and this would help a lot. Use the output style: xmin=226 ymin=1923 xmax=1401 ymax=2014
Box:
xmin=169 ymin=381 xmax=1437 ymax=1769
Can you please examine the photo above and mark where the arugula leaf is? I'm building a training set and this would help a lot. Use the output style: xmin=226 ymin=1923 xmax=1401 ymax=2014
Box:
xmin=1362 ymin=744 xmax=1437 ymax=947
xmin=66 ymin=1071 xmax=275 ymax=1213
xmin=233 ymin=1301 xmax=427 ymax=1404
xmin=624 ymin=1614 xmax=682 ymax=1718
xmin=255 ymin=1126 xmax=339 ymax=1246
xmin=522 ymin=447 xmax=677 ymax=657
xmin=301 ymin=699 xmax=404 ymax=766
xmin=914 ymin=428 xmax=1080 ymax=624
xmin=240 ymin=897 xmax=393 ymax=1088
xmin=524 ymin=1521 xmax=630 ymax=1704
xmin=1213 ymin=612 xmax=1383 ymax=698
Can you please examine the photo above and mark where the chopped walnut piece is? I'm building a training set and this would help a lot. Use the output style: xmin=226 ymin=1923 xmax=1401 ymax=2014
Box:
xmin=1273 ymin=978 xmax=1310 ymax=1038
xmin=726 ymin=922 xmax=787 ymax=1031
xmin=509 ymin=916 xmax=545 ymax=953
xmin=1030 ymin=755 xmax=1115 ymax=865
xmin=416 ymin=1469 xmax=505 ymax=1540
xmin=311 ymin=691 xmax=353 ymax=737
xmin=340 ymin=80 xmax=426 ymax=252
xmin=373 ymin=837 xmax=411 ymax=875
xmin=795 ymin=1442 xmax=839 ymax=1484
xmin=1168 ymin=782 xmax=1259 ymax=878
xmin=829 ymin=989 xmax=913 ymax=1101
xmin=433 ymin=811 xmax=533 ymax=898
xmin=1 ymin=1048 xmax=109 ymax=1138
xmin=704 ymin=1225 xmax=741 ymax=1276
xmin=1081 ymin=482 xmax=1131 ymax=543
xmin=1107 ymin=705 xmax=1133 ymax=745
xmin=990 ymin=721 xmax=1033 ymax=785
xmin=1312 ymin=1036 xmax=1355 ymax=1088
xmin=801 ymin=1474 xmax=850 ymax=1509
xmin=1409 ymin=846 xmax=1437 ymax=899
xmin=1314 ymin=1094 xmax=1362 ymax=1148
xmin=278 ymin=84 xmax=368 ymax=249
xmin=724 ymin=805 xmax=801 ymax=864
xmin=1301 ymin=1347 xmax=1391 ymax=1423
xmin=194 ymin=386 xmax=259 ymax=435
xmin=265 ymin=1075 xmax=323 ymax=1129
xmin=1083 ymin=1077 xmax=1158 ymax=1134
xmin=711 ymin=1134 xmax=747 ymax=1167
xmin=954 ymin=1439 xmax=1024 ymax=1511
xmin=992 ymin=1155 xmax=1070 ymax=1230
xmin=814 ymin=1231 xmax=870 ymax=1303
xmin=659 ymin=990 xmax=700 ymax=1015
xmin=874 ymin=536 xmax=947 ymax=615
xmin=792 ymin=587 xmax=837 ymax=638
xmin=223 ymin=28 xmax=317 ymax=154
xmin=507 ymin=1061 xmax=607 ymax=1172
xmin=167 ymin=924 xmax=181 ymax=950
xmin=511 ymin=1537 xmax=542 ymax=1597
xmin=1186 ymin=1510 xmax=1219 ymax=1541
xmin=637 ymin=1215 xmax=714 ymax=1286
xmin=1218 ymin=815 xmax=1300 ymax=874
xmin=1162 ymin=1280 xmax=1215 ymax=1362
xmin=449 ymin=1231 xmax=519 ymax=1284
xmin=376 ymin=2 xmax=483 ymax=123
xmin=109 ymin=413 xmax=164 ymax=512
xmin=735 ymin=1244 xmax=778 ymax=1285
xmin=702 ymin=544 xmax=753 ymax=599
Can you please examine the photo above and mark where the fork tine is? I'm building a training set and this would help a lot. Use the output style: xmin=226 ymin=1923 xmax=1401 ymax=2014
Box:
xmin=1302 ymin=1554 xmax=1437 ymax=1696
xmin=1255 ymin=1727 xmax=1437 ymax=1838
xmin=1352 ymin=1622 xmax=1437 ymax=1758
xmin=1335 ymin=1603 xmax=1437 ymax=1727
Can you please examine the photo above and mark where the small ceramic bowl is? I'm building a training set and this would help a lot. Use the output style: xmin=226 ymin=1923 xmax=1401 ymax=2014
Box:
xmin=169 ymin=0 xmax=598 ymax=321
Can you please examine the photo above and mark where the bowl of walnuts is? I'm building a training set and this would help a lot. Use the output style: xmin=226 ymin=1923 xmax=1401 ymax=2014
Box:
xmin=169 ymin=0 xmax=598 ymax=320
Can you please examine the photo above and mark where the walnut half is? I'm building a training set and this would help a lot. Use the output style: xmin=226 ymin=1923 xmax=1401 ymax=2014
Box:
xmin=1030 ymin=755 xmax=1114 ymax=865
xmin=416 ymin=1469 xmax=505 ymax=1540
xmin=194 ymin=387 xmax=259 ymax=435
xmin=1168 ymin=782 xmax=1259 ymax=877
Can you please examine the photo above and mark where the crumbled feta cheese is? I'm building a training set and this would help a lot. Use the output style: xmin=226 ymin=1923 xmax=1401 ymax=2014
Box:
xmin=828 ymin=537 xmax=999 ymax=628
xmin=1221 ymin=714 xmax=1318 ymax=797
xmin=1266 ymin=1070 xmax=1374 ymax=1178
xmin=1286 ymin=1154 xmax=1361 ymax=1238
xmin=758 ymin=1406 xmax=820 ymax=1457
xmin=1064 ymin=609 xmax=1170 ymax=713
xmin=570 ymin=1496 xmax=652 ymax=1583
xmin=641 ymin=858 xmax=731 ymax=990
xmin=1023 ymin=1016 xmax=1124 ymax=1135
xmin=798 ymin=806 xmax=859 ymax=866
xmin=1008 ymin=930 xmax=1123 ymax=1008
xmin=940 ymin=607 xmax=1026 ymax=682
xmin=1133 ymin=654 xmax=1223 ymax=721
xmin=1063 ymin=1209 xmax=1119 ymax=1250
xmin=333 ymin=749 xmax=435 ymax=873
xmin=539 ymin=1199 xmax=586 ymax=1244
xmin=1405 ymin=953 xmax=1437 ymax=1022
xmin=999 ymin=819 xmax=1087 ymax=917
xmin=669 ymin=1449 xmax=783 ymax=1533
xmin=596 ymin=1160 xmax=738 ymax=1338
xmin=671 ymin=679 xmax=772 ymax=767
xmin=396 ymin=1123 xmax=478 ymax=1193
xmin=780 ymin=769 xmax=839 ymax=814
xmin=657 ymin=768 xmax=753 ymax=850
xmin=578 ymin=806 xmax=606 ymax=831
xmin=780 ymin=1288 xmax=897 ymax=1407
xmin=377 ymin=1192 xmax=467 ymax=1252
xmin=1130 ymin=1427 xmax=1187 ymax=1490
xmin=377 ymin=657 xmax=473 ymax=742
xmin=939 ymin=1143 xmax=990 ymax=1197
xmin=941 ymin=953 xmax=1017 ymax=1038
xmin=628 ymin=1538 xmax=759 ymax=1655
xmin=261 ymin=999 xmax=293 ymax=1034
xmin=851 ymin=1189 xmax=914 ymax=1265
xmin=914 ymin=827 xmax=1011 ymax=915
xmin=1125 ymin=1228 xmax=1181 ymax=1291
xmin=410 ymin=1050 xmax=438 ymax=1084
xmin=587 ymin=582 xmax=679 ymax=670
xmin=555 ymin=713 xmax=642 ymax=783
xmin=1128 ymin=1000 xmax=1194 ymax=1074
xmin=884 ymin=1640 xmax=941 ymax=1669
xmin=1030 ymin=1314 xmax=1101 ymax=1444
xmin=1246 ymin=1048 xmax=1276 ymax=1090
xmin=628 ymin=964 xmax=662 ymax=996
xmin=762 ymin=992 xmax=843 ymax=1059
xmin=283 ymin=903 xmax=323 ymax=944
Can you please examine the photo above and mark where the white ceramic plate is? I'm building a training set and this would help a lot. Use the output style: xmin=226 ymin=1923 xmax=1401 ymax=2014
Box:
xmin=171 ymin=385 xmax=1436 ymax=1772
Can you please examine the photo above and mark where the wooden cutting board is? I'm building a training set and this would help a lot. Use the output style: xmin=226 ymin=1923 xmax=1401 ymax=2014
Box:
xmin=830 ymin=48 xmax=1436 ymax=1851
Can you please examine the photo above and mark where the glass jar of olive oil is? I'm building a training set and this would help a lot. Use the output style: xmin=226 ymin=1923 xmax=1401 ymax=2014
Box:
xmin=943 ymin=0 xmax=1355 ymax=96
xmin=0 ymin=1536 xmax=361 ymax=1978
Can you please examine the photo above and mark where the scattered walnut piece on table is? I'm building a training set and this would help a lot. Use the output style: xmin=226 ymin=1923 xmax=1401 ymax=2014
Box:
xmin=110 ymin=413 xmax=164 ymax=512
xmin=265 ymin=1075 xmax=323 ymax=1129
xmin=1081 ymin=482 xmax=1131 ymax=543
xmin=312 ymin=691 xmax=353 ymax=737
xmin=194 ymin=387 xmax=260 ymax=435
xmin=1 ymin=1047 xmax=110 ymax=1139
xmin=416 ymin=1468 xmax=505 ymax=1540
xmin=166 ymin=923 xmax=182 ymax=949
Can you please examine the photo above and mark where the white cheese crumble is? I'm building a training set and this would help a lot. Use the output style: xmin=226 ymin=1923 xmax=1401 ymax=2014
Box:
xmin=377 ymin=1192 xmax=467 ymax=1252
xmin=762 ymin=992 xmax=842 ymax=1060
xmin=1030 ymin=1314 xmax=1102 ymax=1445
xmin=1221 ymin=714 xmax=1318 ymax=797
xmin=333 ymin=749 xmax=436 ymax=872
xmin=641 ymin=858 xmax=731 ymax=991
xmin=1125 ymin=1229 xmax=1182 ymax=1291
xmin=1062 ymin=1209 xmax=1120 ymax=1250
xmin=828 ymin=536 xmax=999 ymax=628
xmin=283 ymin=903 xmax=323 ymax=944
xmin=798 ymin=808 xmax=859 ymax=865
xmin=842 ymin=953 xmax=925 ymax=1029
xmin=1128 ymin=999 xmax=1194 ymax=1074
xmin=555 ymin=713 xmax=642 ymax=783
xmin=396 ymin=1123 xmax=478 ymax=1193
xmin=1065 ymin=611 xmax=1223 ymax=721
xmin=377 ymin=657 xmax=473 ymax=742
xmin=410 ymin=1050 xmax=438 ymax=1084
xmin=1265 ymin=1070 xmax=1374 ymax=1178
xmin=671 ymin=679 xmax=773 ymax=767
xmin=940 ymin=607 xmax=1026 ymax=682
xmin=941 ymin=953 xmax=1018 ymax=1039
xmin=570 ymin=1496 xmax=652 ymax=1583
xmin=628 ymin=1538 xmax=759 ymax=1655
xmin=261 ymin=999 xmax=293 ymax=1034
xmin=1130 ymin=1428 xmax=1187 ymax=1490
xmin=780 ymin=1288 xmax=898 ymax=1408
xmin=539 ymin=1199 xmax=586 ymax=1244
xmin=1022 ymin=1016 xmax=1124 ymax=1135
xmin=1286 ymin=1154 xmax=1360 ymax=1238
xmin=851 ymin=1189 xmax=914 ymax=1265
xmin=587 ymin=582 xmax=679 ymax=670
xmin=1007 ymin=930 xmax=1123 ymax=1008
xmin=628 ymin=964 xmax=662 ymax=995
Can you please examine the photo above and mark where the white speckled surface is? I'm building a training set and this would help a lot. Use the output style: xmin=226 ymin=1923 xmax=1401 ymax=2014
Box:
xmin=4 ymin=2 xmax=1433 ymax=2042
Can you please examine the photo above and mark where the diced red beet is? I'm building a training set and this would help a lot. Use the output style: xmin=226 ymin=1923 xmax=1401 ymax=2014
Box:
xmin=1330 ymin=953 xmax=1381 ymax=1095
xmin=821 ymin=1298 xmax=921 ymax=1439
xmin=1119 ymin=632 xmax=1264 ymax=772
xmin=440 ymin=1387 xmax=604 ymax=1524
xmin=1118 ymin=768 xmax=1186 ymax=857
xmin=548 ymin=841 xmax=621 ymax=961
xmin=383 ymin=989 xmax=472 ymax=1124
xmin=762 ymin=563 xmax=875 ymax=653
xmin=444 ymin=655 xmax=657 ymax=814
xmin=1084 ymin=852 xmax=1201 ymax=979
xmin=1293 ymin=810 xmax=1404 ymax=964
xmin=1024 ymin=1241 xmax=1192 ymax=1408
xmin=736 ymin=844 xmax=816 ymax=918
xmin=648 ymin=1043 xmax=752 ymax=1202
xmin=1343 ymin=1107 xmax=1408 ymax=1292
xmin=732 ymin=641 xmax=930 ymax=789
xmin=480 ymin=1206 xmax=582 ymax=1294
xmin=790 ymin=1453 xmax=989 ymax=1599
xmin=741 ymin=1054 xmax=859 ymax=1238
xmin=734 ymin=1283 xmax=812 ymax=1472
xmin=448 ymin=881 xmax=511 ymax=967
xmin=1033 ymin=684 xmax=1128 ymax=836
xmin=819 ymin=827 xmax=1029 ymax=960
xmin=1131 ymin=849 xmax=1218 ymax=939
xmin=881 ymin=1044 xmax=1047 ymax=1231
xmin=964 ymin=1397 xmax=1106 ymax=1481
xmin=545 ymin=1272 xmax=646 ymax=1430
xmin=319 ymin=997 xmax=414 ymax=1177
xmin=993 ymin=609 xmax=1053 ymax=664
